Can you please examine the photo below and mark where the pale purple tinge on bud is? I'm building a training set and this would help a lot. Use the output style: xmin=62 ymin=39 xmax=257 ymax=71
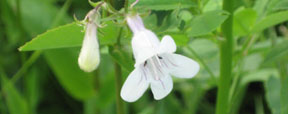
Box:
xmin=126 ymin=15 xmax=146 ymax=33
xmin=121 ymin=14 xmax=200 ymax=102
xmin=78 ymin=22 xmax=100 ymax=72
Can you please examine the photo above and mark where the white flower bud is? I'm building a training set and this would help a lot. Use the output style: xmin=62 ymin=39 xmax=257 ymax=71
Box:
xmin=78 ymin=22 xmax=100 ymax=72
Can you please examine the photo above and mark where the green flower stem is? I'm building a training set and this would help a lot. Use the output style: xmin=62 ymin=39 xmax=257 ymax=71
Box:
xmin=279 ymin=62 xmax=288 ymax=114
xmin=114 ymin=62 xmax=124 ymax=114
xmin=11 ymin=51 xmax=42 ymax=83
xmin=112 ymin=0 xmax=127 ymax=113
xmin=124 ymin=0 xmax=129 ymax=13
xmin=215 ymin=0 xmax=234 ymax=113
xmin=113 ymin=28 xmax=125 ymax=114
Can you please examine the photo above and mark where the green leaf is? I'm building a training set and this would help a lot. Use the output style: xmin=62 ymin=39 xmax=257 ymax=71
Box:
xmin=167 ymin=33 xmax=189 ymax=46
xmin=44 ymin=48 xmax=96 ymax=100
xmin=265 ymin=76 xmax=281 ymax=114
xmin=20 ymin=21 xmax=120 ymax=51
xmin=186 ymin=10 xmax=229 ymax=37
xmin=1 ymin=75 xmax=29 ymax=114
xmin=109 ymin=46 xmax=134 ymax=72
xmin=273 ymin=0 xmax=288 ymax=11
xmin=233 ymin=8 xmax=257 ymax=36
xmin=156 ymin=9 xmax=181 ymax=32
xmin=129 ymin=0 xmax=196 ymax=10
xmin=252 ymin=10 xmax=288 ymax=33
xmin=98 ymin=21 xmax=120 ymax=45
xmin=203 ymin=0 xmax=222 ymax=12
xmin=263 ymin=40 xmax=288 ymax=64
xmin=19 ymin=23 xmax=84 ymax=51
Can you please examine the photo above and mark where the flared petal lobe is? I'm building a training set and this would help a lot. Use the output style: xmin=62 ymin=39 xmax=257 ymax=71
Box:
xmin=150 ymin=75 xmax=173 ymax=100
xmin=121 ymin=67 xmax=149 ymax=102
xmin=166 ymin=54 xmax=200 ymax=78
xmin=158 ymin=35 xmax=177 ymax=54
xmin=78 ymin=23 xmax=100 ymax=72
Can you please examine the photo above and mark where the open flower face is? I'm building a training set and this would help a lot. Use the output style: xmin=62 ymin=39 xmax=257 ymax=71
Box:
xmin=121 ymin=14 xmax=200 ymax=102
xmin=78 ymin=22 xmax=100 ymax=72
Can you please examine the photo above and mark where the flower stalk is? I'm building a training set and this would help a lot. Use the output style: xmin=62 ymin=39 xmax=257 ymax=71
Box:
xmin=215 ymin=0 xmax=234 ymax=113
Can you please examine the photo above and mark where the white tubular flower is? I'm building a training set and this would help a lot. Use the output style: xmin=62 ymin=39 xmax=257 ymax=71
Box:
xmin=121 ymin=14 xmax=200 ymax=102
xmin=78 ymin=22 xmax=100 ymax=72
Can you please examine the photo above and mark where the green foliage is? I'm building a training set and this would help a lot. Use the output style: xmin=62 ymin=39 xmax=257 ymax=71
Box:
xmin=252 ymin=10 xmax=288 ymax=32
xmin=129 ymin=0 xmax=196 ymax=10
xmin=44 ymin=48 xmax=96 ymax=100
xmin=265 ymin=76 xmax=281 ymax=114
xmin=186 ymin=10 xmax=229 ymax=37
xmin=19 ymin=23 xmax=84 ymax=51
xmin=263 ymin=40 xmax=288 ymax=64
xmin=233 ymin=8 xmax=257 ymax=36
xmin=1 ymin=75 xmax=29 ymax=114
xmin=19 ymin=21 xmax=121 ymax=51
xmin=1 ymin=0 xmax=288 ymax=114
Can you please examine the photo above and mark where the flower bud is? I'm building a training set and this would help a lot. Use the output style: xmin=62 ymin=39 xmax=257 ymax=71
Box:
xmin=78 ymin=22 xmax=100 ymax=72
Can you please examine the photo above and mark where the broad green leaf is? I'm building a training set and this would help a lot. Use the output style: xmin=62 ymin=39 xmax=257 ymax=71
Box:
xmin=263 ymin=40 xmax=288 ymax=64
xmin=186 ymin=10 xmax=229 ymax=37
xmin=1 ymin=75 xmax=29 ymax=114
xmin=233 ymin=8 xmax=257 ymax=36
xmin=252 ymin=11 xmax=288 ymax=33
xmin=98 ymin=21 xmax=120 ymax=45
xmin=44 ymin=48 xmax=96 ymax=100
xmin=19 ymin=23 xmax=83 ymax=51
xmin=203 ymin=0 xmax=222 ymax=12
xmin=243 ymin=54 xmax=263 ymax=72
xmin=143 ymin=14 xmax=158 ymax=30
xmin=129 ymin=0 xmax=196 ymax=10
xmin=20 ymin=21 xmax=120 ymax=51
xmin=265 ymin=76 xmax=281 ymax=114
xmin=168 ymin=33 xmax=189 ymax=46
xmin=109 ymin=46 xmax=134 ymax=72
xmin=253 ymin=0 xmax=269 ymax=20
xmin=273 ymin=0 xmax=288 ymax=11
xmin=241 ymin=69 xmax=278 ymax=85
xmin=156 ymin=9 xmax=181 ymax=32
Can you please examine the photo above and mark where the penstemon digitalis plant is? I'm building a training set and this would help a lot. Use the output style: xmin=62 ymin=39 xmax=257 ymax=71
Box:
xmin=5 ymin=0 xmax=287 ymax=113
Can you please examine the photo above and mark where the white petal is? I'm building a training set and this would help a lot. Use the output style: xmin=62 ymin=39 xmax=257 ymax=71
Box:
xmin=132 ymin=30 xmax=160 ymax=67
xmin=166 ymin=54 xmax=200 ymax=78
xmin=150 ymin=75 xmax=173 ymax=100
xmin=78 ymin=23 xmax=100 ymax=72
xmin=158 ymin=35 xmax=176 ymax=54
xmin=121 ymin=67 xmax=149 ymax=102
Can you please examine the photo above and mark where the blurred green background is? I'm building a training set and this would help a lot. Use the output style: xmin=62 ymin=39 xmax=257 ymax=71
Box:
xmin=0 ymin=0 xmax=288 ymax=114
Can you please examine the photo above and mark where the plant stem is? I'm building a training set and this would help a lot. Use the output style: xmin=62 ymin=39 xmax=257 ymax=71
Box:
xmin=186 ymin=46 xmax=217 ymax=83
xmin=11 ymin=51 xmax=42 ymax=83
xmin=124 ymin=0 xmax=129 ymax=13
xmin=114 ymin=62 xmax=124 ymax=114
xmin=215 ymin=0 xmax=234 ymax=113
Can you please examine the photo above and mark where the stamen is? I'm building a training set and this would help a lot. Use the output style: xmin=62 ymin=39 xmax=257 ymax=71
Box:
xmin=144 ymin=61 xmax=147 ymax=67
